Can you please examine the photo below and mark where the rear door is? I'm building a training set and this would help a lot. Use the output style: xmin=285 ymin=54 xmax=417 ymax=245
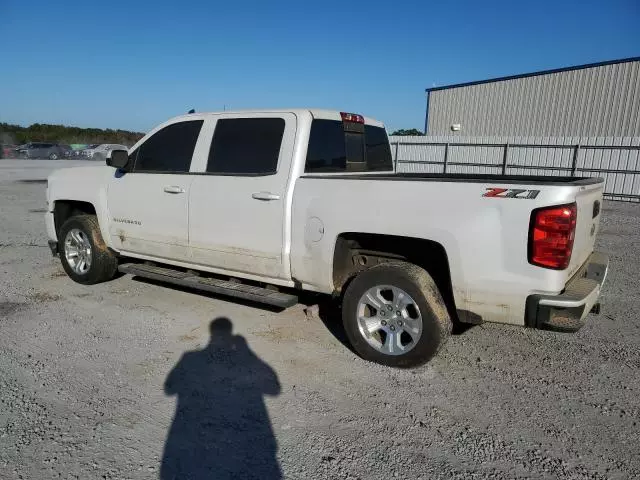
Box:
xmin=106 ymin=119 xmax=205 ymax=261
xmin=43 ymin=144 xmax=54 ymax=157
xmin=35 ymin=143 xmax=48 ymax=158
xmin=188 ymin=113 xmax=296 ymax=279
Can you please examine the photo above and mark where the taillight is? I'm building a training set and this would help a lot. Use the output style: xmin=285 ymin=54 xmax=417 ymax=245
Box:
xmin=340 ymin=112 xmax=365 ymax=124
xmin=528 ymin=203 xmax=577 ymax=270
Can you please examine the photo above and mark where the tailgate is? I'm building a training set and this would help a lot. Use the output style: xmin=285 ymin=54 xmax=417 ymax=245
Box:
xmin=567 ymin=183 xmax=604 ymax=277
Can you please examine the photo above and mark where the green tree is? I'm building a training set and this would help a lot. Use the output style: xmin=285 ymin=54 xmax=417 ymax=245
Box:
xmin=390 ymin=128 xmax=423 ymax=136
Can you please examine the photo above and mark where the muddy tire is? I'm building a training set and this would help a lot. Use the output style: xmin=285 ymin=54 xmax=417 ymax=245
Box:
xmin=342 ymin=262 xmax=452 ymax=368
xmin=59 ymin=215 xmax=118 ymax=285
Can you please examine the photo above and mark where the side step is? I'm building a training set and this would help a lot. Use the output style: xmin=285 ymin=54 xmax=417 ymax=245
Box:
xmin=118 ymin=263 xmax=298 ymax=308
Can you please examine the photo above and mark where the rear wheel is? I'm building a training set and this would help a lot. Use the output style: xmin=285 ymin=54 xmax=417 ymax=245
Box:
xmin=49 ymin=152 xmax=59 ymax=160
xmin=342 ymin=262 xmax=452 ymax=368
xmin=59 ymin=215 xmax=118 ymax=285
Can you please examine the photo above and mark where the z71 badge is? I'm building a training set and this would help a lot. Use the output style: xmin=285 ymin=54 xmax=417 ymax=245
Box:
xmin=483 ymin=188 xmax=540 ymax=199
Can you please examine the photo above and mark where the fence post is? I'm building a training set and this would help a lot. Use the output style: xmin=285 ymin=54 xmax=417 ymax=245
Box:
xmin=443 ymin=143 xmax=449 ymax=174
xmin=502 ymin=143 xmax=509 ymax=175
xmin=571 ymin=145 xmax=580 ymax=176
xmin=394 ymin=142 xmax=399 ymax=171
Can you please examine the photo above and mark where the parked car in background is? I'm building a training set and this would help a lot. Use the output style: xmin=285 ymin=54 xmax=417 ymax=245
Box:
xmin=80 ymin=144 xmax=101 ymax=158
xmin=70 ymin=145 xmax=88 ymax=157
xmin=15 ymin=143 xmax=68 ymax=159
xmin=58 ymin=144 xmax=73 ymax=158
xmin=1 ymin=144 xmax=17 ymax=159
xmin=83 ymin=144 xmax=128 ymax=161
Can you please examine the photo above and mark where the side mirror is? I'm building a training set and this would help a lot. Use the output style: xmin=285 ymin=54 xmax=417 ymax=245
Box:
xmin=107 ymin=149 xmax=130 ymax=169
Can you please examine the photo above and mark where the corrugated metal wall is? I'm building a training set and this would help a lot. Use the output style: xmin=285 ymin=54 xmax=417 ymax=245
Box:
xmin=389 ymin=135 xmax=640 ymax=202
xmin=426 ymin=60 xmax=640 ymax=137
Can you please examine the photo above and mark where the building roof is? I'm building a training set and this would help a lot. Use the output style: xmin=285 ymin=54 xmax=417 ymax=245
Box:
xmin=425 ymin=56 xmax=640 ymax=93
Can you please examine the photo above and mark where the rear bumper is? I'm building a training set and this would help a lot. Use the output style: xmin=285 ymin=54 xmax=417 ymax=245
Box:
xmin=526 ymin=252 xmax=609 ymax=332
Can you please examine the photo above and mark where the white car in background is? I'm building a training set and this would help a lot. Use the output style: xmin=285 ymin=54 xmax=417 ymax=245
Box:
xmin=83 ymin=144 xmax=128 ymax=161
xmin=80 ymin=144 xmax=100 ymax=158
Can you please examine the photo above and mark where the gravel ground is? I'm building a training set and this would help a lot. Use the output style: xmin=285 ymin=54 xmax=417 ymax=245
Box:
xmin=1 ymin=159 xmax=639 ymax=480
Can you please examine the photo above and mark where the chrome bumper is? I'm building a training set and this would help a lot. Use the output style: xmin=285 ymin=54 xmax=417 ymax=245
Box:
xmin=526 ymin=252 xmax=609 ymax=332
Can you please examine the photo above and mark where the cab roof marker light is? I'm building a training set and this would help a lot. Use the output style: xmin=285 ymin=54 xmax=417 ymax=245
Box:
xmin=340 ymin=112 xmax=365 ymax=124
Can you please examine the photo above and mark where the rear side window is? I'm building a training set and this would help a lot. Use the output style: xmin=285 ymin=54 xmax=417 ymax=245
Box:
xmin=365 ymin=125 xmax=393 ymax=171
xmin=305 ymin=120 xmax=392 ymax=173
xmin=132 ymin=120 xmax=203 ymax=173
xmin=305 ymin=120 xmax=347 ymax=172
xmin=207 ymin=118 xmax=285 ymax=175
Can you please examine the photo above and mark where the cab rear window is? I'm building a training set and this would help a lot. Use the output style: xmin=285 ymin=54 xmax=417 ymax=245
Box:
xmin=305 ymin=120 xmax=392 ymax=173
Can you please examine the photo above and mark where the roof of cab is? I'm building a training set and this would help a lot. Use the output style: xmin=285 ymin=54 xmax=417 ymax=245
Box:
xmin=166 ymin=109 xmax=385 ymax=128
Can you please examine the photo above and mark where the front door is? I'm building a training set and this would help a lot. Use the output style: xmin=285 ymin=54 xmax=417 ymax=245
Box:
xmin=188 ymin=113 xmax=296 ymax=279
xmin=106 ymin=119 xmax=204 ymax=261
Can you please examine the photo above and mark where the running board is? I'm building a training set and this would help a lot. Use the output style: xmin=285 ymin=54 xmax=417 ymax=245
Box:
xmin=118 ymin=263 xmax=298 ymax=308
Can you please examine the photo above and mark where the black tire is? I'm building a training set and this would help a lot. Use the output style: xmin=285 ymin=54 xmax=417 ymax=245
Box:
xmin=342 ymin=262 xmax=452 ymax=368
xmin=49 ymin=152 xmax=59 ymax=160
xmin=58 ymin=215 xmax=118 ymax=285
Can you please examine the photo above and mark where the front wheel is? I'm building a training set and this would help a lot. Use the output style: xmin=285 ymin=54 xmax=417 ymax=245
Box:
xmin=59 ymin=215 xmax=118 ymax=285
xmin=342 ymin=262 xmax=452 ymax=368
xmin=49 ymin=152 xmax=59 ymax=160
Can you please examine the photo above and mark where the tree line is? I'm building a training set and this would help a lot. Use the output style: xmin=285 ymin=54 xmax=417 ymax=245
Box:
xmin=0 ymin=122 xmax=145 ymax=146
xmin=390 ymin=129 xmax=423 ymax=136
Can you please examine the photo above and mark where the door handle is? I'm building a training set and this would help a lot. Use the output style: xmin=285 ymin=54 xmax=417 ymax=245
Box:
xmin=163 ymin=186 xmax=185 ymax=194
xmin=252 ymin=192 xmax=281 ymax=201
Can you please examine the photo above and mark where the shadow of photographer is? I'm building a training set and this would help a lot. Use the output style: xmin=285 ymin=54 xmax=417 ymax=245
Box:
xmin=161 ymin=317 xmax=282 ymax=479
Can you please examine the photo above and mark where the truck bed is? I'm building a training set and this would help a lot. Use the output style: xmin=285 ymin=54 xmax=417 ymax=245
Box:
xmin=302 ymin=172 xmax=604 ymax=186
xmin=292 ymin=170 xmax=605 ymax=325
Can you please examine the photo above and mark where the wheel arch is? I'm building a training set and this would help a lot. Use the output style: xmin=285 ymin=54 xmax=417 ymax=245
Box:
xmin=52 ymin=199 xmax=117 ymax=253
xmin=53 ymin=200 xmax=97 ymax=237
xmin=332 ymin=232 xmax=458 ymax=323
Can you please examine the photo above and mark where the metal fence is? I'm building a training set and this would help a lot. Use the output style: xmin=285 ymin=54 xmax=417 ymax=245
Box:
xmin=389 ymin=136 xmax=640 ymax=202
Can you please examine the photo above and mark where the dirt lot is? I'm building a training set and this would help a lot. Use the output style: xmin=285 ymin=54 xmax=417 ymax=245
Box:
xmin=1 ymin=159 xmax=639 ymax=480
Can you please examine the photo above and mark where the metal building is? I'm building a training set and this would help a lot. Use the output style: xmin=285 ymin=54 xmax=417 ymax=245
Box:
xmin=425 ymin=57 xmax=640 ymax=137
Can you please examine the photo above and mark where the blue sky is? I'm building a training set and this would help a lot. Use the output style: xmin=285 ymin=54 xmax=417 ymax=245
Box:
xmin=1 ymin=0 xmax=638 ymax=133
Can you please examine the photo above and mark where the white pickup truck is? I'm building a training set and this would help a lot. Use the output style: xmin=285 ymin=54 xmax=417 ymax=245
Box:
xmin=45 ymin=109 xmax=609 ymax=367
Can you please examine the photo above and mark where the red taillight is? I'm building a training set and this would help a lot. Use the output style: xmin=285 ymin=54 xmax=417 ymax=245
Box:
xmin=340 ymin=112 xmax=364 ymax=124
xmin=529 ymin=203 xmax=577 ymax=269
